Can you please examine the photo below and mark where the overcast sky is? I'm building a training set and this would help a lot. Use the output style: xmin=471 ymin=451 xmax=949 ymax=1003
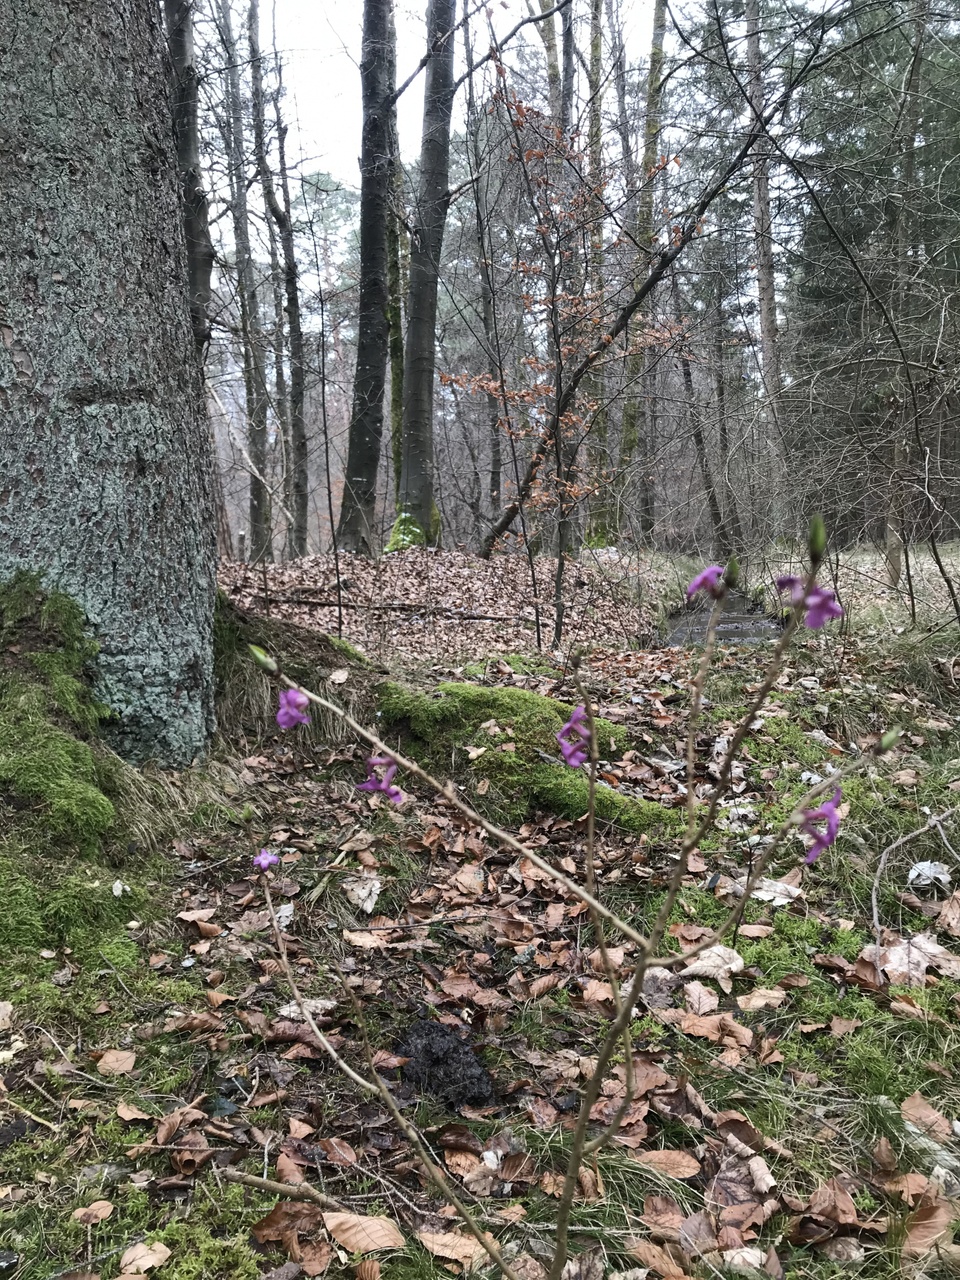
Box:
xmin=271 ymin=0 xmax=654 ymax=189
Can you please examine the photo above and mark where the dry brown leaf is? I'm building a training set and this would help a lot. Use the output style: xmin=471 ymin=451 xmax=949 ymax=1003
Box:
xmin=301 ymin=1240 xmax=334 ymax=1276
xmin=828 ymin=1016 xmax=861 ymax=1037
xmin=355 ymin=1260 xmax=381 ymax=1280
xmin=155 ymin=1104 xmax=206 ymax=1147
xmin=205 ymin=990 xmax=236 ymax=1009
xmin=683 ymin=981 xmax=719 ymax=1014
xmin=540 ymin=1171 xmax=565 ymax=1197
xmin=529 ymin=973 xmax=565 ymax=998
xmin=177 ymin=908 xmax=217 ymax=924
xmin=116 ymin=1102 xmax=151 ymax=1123
xmin=577 ymin=1164 xmax=604 ymax=1202
xmin=275 ymin=1152 xmax=304 ymax=1185
xmin=119 ymin=1241 xmax=172 ymax=1272
xmin=322 ymin=1212 xmax=404 ymax=1253
xmin=937 ymin=890 xmax=960 ymax=938
xmin=736 ymin=988 xmax=787 ymax=1012
xmin=901 ymin=1091 xmax=953 ymax=1141
xmin=635 ymin=1150 xmax=701 ymax=1179
xmin=417 ymin=1231 xmax=488 ymax=1266
xmin=318 ymin=1137 xmax=358 ymax=1166
xmin=679 ymin=945 xmax=744 ymax=994
xmin=902 ymin=1195 xmax=955 ymax=1257
xmin=170 ymin=1131 xmax=212 ymax=1176
xmin=625 ymin=1237 xmax=690 ymax=1276
xmin=641 ymin=1194 xmax=684 ymax=1238
xmin=96 ymin=1049 xmax=136 ymax=1077
xmin=71 ymin=1200 xmax=114 ymax=1225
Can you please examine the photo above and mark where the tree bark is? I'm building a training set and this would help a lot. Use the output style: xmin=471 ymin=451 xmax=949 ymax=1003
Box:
xmin=0 ymin=0 xmax=216 ymax=764
xmin=396 ymin=0 xmax=456 ymax=543
xmin=338 ymin=0 xmax=396 ymax=554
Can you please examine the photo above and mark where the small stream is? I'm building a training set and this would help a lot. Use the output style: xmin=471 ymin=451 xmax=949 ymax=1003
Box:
xmin=666 ymin=590 xmax=782 ymax=646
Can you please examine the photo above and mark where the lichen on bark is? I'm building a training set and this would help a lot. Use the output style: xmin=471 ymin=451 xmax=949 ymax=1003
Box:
xmin=0 ymin=0 xmax=216 ymax=765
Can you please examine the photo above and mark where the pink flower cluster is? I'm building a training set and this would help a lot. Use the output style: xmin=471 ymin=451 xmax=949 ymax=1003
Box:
xmin=357 ymin=755 xmax=403 ymax=804
xmin=800 ymin=788 xmax=842 ymax=864
xmin=556 ymin=706 xmax=591 ymax=768
xmin=776 ymin=576 xmax=843 ymax=629
xmin=276 ymin=688 xmax=310 ymax=728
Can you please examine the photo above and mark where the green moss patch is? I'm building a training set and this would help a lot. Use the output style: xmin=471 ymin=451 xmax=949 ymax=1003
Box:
xmin=378 ymin=679 xmax=682 ymax=836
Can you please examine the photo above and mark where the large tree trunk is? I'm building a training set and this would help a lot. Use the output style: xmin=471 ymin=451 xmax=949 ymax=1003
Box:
xmin=338 ymin=0 xmax=396 ymax=554
xmin=395 ymin=0 xmax=456 ymax=545
xmin=0 ymin=0 xmax=216 ymax=765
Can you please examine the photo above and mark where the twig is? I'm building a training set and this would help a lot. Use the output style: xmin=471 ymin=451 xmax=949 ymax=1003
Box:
xmin=221 ymin=1165 xmax=344 ymax=1209
xmin=0 ymin=1095 xmax=59 ymax=1133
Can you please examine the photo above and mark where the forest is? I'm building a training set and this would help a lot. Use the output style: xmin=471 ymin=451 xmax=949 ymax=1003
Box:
xmin=2 ymin=0 xmax=960 ymax=1278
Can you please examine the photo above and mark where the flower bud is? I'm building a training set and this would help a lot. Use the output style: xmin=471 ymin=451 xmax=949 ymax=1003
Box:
xmin=808 ymin=514 xmax=827 ymax=568
xmin=878 ymin=727 xmax=901 ymax=753
xmin=723 ymin=557 xmax=740 ymax=591
xmin=248 ymin=644 xmax=278 ymax=674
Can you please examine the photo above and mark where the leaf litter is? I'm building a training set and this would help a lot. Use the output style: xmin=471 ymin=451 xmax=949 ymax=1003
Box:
xmin=3 ymin=560 xmax=960 ymax=1276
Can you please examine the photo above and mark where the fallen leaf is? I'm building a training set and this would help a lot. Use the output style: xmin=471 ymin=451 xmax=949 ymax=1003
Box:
xmin=276 ymin=1152 xmax=304 ymax=1185
xmin=318 ymin=1137 xmax=358 ymax=1166
xmin=119 ymin=1241 xmax=172 ymax=1272
xmin=322 ymin=1213 xmax=404 ymax=1253
xmin=0 ymin=1001 xmax=14 ymax=1032
xmin=679 ymin=945 xmax=744 ymax=994
xmin=901 ymin=1092 xmax=953 ymax=1141
xmin=828 ymin=1017 xmax=861 ymax=1037
xmin=96 ymin=1049 xmax=136 ymax=1076
xmin=417 ymin=1231 xmax=488 ymax=1266
xmin=736 ymin=988 xmax=787 ymax=1012
xmin=72 ymin=1200 xmax=114 ymax=1225
xmin=635 ymin=1150 xmax=701 ymax=1179
xmin=683 ymin=981 xmax=719 ymax=1014
xmin=116 ymin=1102 xmax=151 ymax=1122
xmin=902 ymin=1194 xmax=955 ymax=1257
xmin=626 ymin=1237 xmax=690 ymax=1276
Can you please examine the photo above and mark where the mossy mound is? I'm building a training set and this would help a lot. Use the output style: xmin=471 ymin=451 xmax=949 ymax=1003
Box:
xmin=214 ymin=594 xmax=375 ymax=743
xmin=0 ymin=574 xmax=155 ymax=959
xmin=377 ymin=679 xmax=682 ymax=836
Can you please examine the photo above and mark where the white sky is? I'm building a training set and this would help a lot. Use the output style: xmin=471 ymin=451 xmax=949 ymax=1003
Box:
xmin=271 ymin=0 xmax=655 ymax=188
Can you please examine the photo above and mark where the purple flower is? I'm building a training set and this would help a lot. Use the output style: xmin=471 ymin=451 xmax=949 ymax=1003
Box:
xmin=799 ymin=788 xmax=842 ymax=864
xmin=687 ymin=565 xmax=725 ymax=600
xmin=253 ymin=848 xmax=280 ymax=871
xmin=277 ymin=688 xmax=311 ymax=729
xmin=556 ymin=705 xmax=590 ymax=768
xmin=357 ymin=755 xmax=403 ymax=804
xmin=776 ymin=576 xmax=843 ymax=629
xmin=805 ymin=585 xmax=843 ymax=629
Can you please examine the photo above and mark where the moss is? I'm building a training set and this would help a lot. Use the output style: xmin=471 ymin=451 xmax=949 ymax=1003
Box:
xmin=387 ymin=510 xmax=427 ymax=551
xmin=462 ymin=652 xmax=562 ymax=679
xmin=378 ymin=679 xmax=682 ymax=835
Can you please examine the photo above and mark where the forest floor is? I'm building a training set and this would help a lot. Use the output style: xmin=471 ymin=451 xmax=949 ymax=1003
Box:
xmin=3 ymin=549 xmax=960 ymax=1280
